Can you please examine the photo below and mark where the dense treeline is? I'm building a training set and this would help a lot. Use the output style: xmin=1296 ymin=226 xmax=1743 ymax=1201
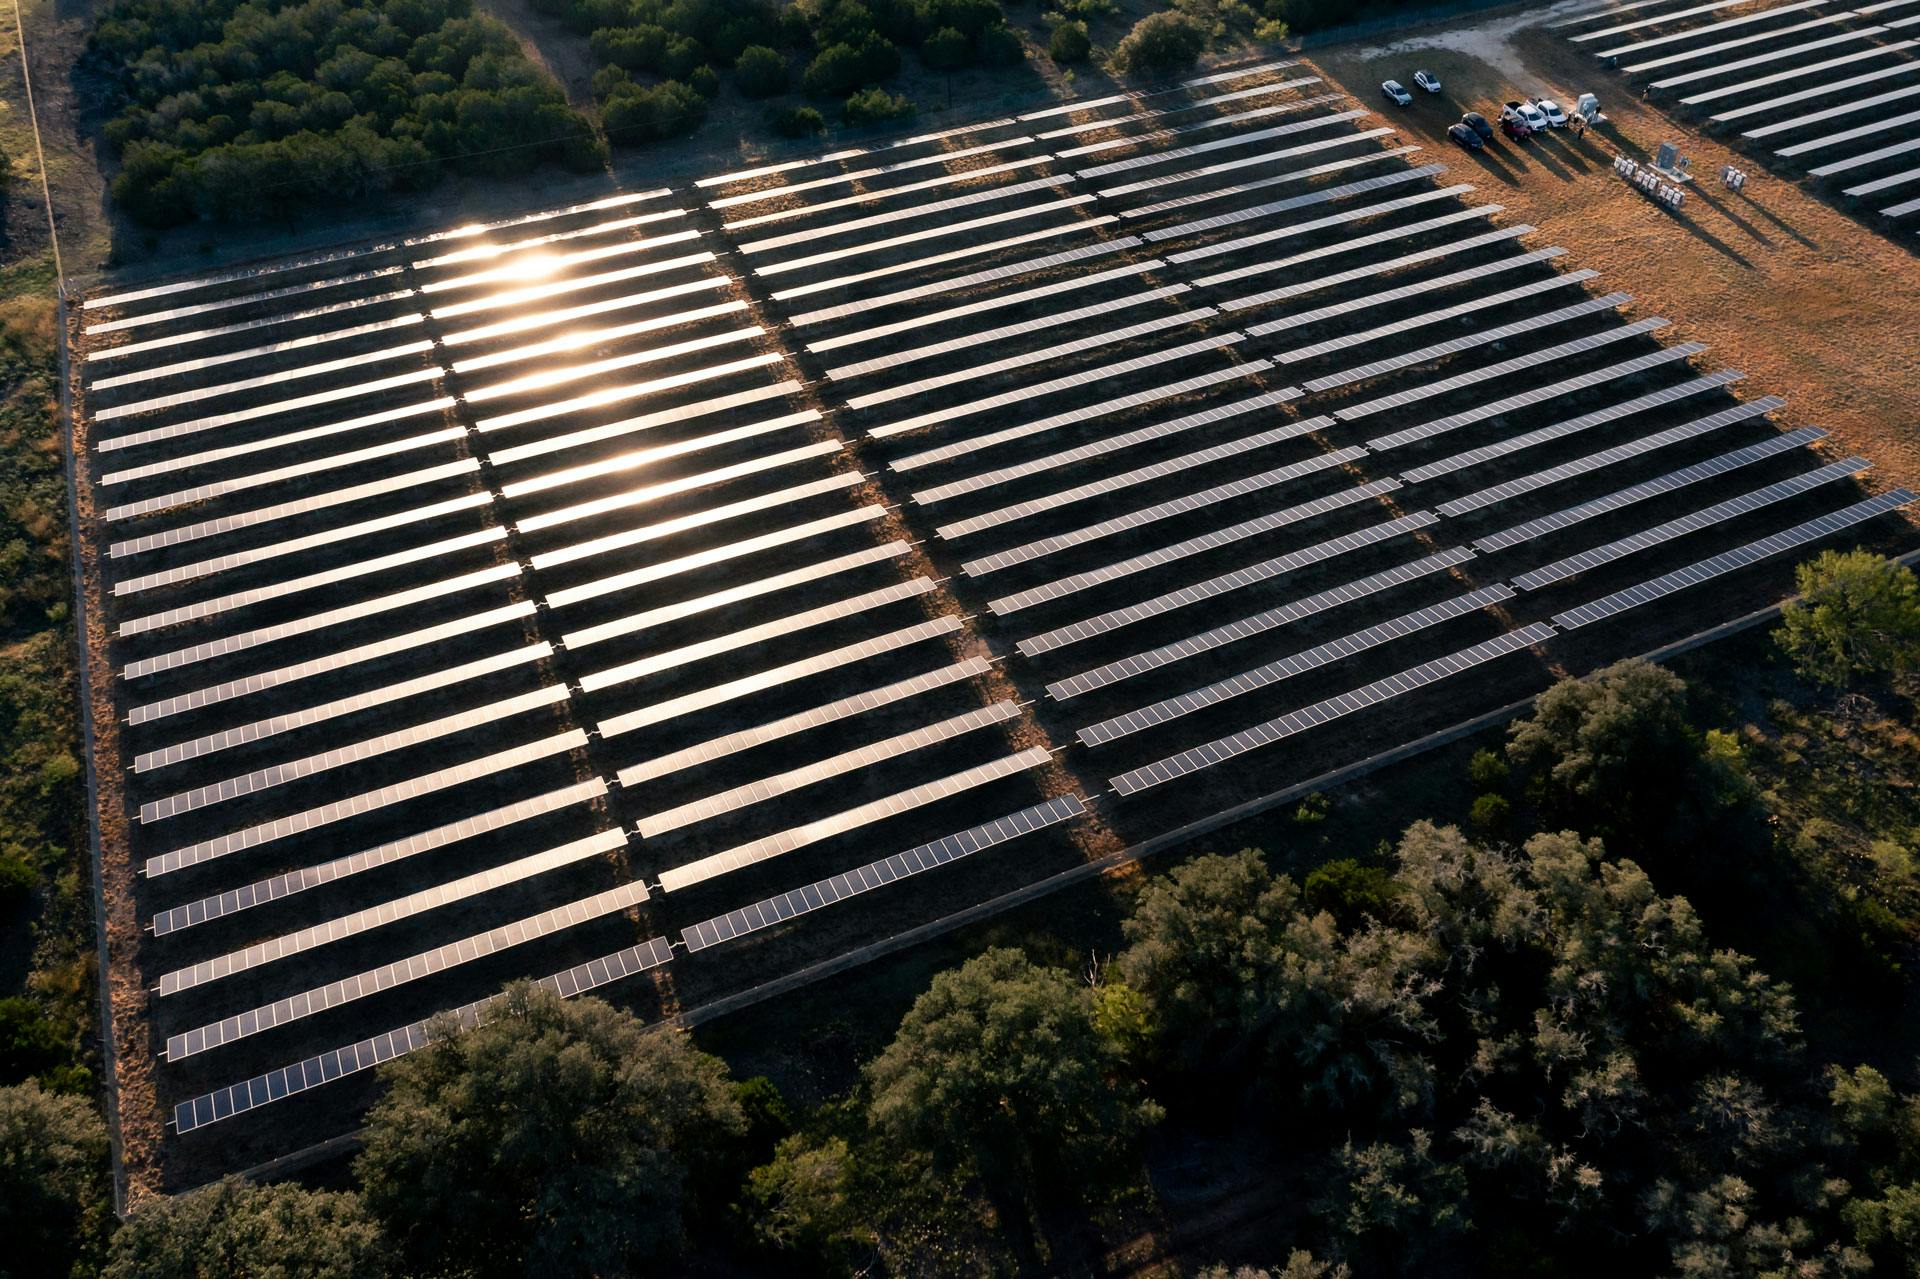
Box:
xmin=88 ymin=0 xmax=605 ymax=226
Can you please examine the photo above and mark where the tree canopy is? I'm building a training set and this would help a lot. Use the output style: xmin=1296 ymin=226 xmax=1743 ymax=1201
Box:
xmin=1776 ymin=549 xmax=1920 ymax=687
xmin=0 ymin=1083 xmax=110 ymax=1279
xmin=104 ymin=1178 xmax=387 ymax=1279
xmin=354 ymin=982 xmax=742 ymax=1278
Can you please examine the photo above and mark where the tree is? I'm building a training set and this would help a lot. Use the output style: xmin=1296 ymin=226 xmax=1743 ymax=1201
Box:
xmin=1302 ymin=858 xmax=1399 ymax=927
xmin=355 ymin=983 xmax=743 ymax=1279
xmin=0 ymin=1082 xmax=110 ymax=1279
xmin=1112 ymin=11 xmax=1207 ymax=76
xmin=1048 ymin=19 xmax=1091 ymax=63
xmin=842 ymin=87 xmax=914 ymax=124
xmin=1775 ymin=549 xmax=1920 ymax=687
xmin=734 ymin=43 xmax=790 ymax=96
xmin=745 ymin=1134 xmax=873 ymax=1271
xmin=864 ymin=949 xmax=1160 ymax=1223
xmin=104 ymin=1178 xmax=388 ymax=1279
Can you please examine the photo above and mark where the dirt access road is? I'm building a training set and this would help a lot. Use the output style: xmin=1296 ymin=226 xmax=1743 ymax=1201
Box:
xmin=1310 ymin=4 xmax=1920 ymax=499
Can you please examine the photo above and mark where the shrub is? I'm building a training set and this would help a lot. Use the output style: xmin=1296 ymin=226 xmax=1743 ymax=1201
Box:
xmin=843 ymin=86 xmax=915 ymax=124
xmin=768 ymin=104 xmax=827 ymax=136
xmin=975 ymin=22 xmax=1026 ymax=66
xmin=1775 ymin=550 xmax=1920 ymax=687
xmin=803 ymin=34 xmax=898 ymax=94
xmin=1113 ymin=10 xmax=1207 ymax=76
xmin=601 ymin=79 xmax=708 ymax=142
xmin=1048 ymin=19 xmax=1091 ymax=62
xmin=687 ymin=63 xmax=721 ymax=97
xmin=1468 ymin=792 xmax=1512 ymax=836
xmin=0 ymin=850 xmax=35 ymax=911
xmin=734 ymin=43 xmax=790 ymax=96
xmin=921 ymin=25 xmax=971 ymax=68
xmin=590 ymin=24 xmax=669 ymax=71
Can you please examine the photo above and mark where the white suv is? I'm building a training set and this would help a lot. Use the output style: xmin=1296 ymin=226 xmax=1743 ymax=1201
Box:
xmin=1517 ymin=100 xmax=1551 ymax=132
xmin=1414 ymin=70 xmax=1442 ymax=94
xmin=1382 ymin=80 xmax=1413 ymax=106
xmin=1533 ymin=97 xmax=1569 ymax=128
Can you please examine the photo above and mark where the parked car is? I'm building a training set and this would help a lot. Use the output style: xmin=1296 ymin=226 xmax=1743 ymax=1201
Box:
xmin=1462 ymin=111 xmax=1494 ymax=142
xmin=1382 ymin=79 xmax=1413 ymax=106
xmin=1447 ymin=122 xmax=1483 ymax=151
xmin=1415 ymin=70 xmax=1443 ymax=93
xmin=1533 ymin=97 xmax=1569 ymax=127
xmin=1517 ymin=100 xmax=1551 ymax=132
xmin=1500 ymin=114 xmax=1531 ymax=141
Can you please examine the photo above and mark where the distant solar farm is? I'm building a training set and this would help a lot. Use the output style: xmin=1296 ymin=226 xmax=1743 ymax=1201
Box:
xmin=72 ymin=52 xmax=1919 ymax=1182
xmin=1567 ymin=0 xmax=1920 ymax=225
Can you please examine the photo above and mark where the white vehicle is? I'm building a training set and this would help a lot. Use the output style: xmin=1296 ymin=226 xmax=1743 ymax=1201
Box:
xmin=1533 ymin=97 xmax=1569 ymax=128
xmin=1414 ymin=70 xmax=1442 ymax=94
xmin=1517 ymin=100 xmax=1551 ymax=132
xmin=1382 ymin=80 xmax=1413 ymax=107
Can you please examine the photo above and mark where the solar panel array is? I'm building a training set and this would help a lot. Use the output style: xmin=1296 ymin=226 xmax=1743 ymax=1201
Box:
xmin=1576 ymin=0 xmax=1920 ymax=224
xmin=76 ymin=56 xmax=1916 ymax=1180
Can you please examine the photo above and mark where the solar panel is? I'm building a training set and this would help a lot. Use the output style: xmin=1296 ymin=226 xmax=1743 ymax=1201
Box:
xmin=1552 ymin=491 xmax=1918 ymax=630
xmin=937 ymin=422 xmax=1333 ymax=544
xmin=1777 ymin=105 xmax=1920 ymax=155
xmin=1193 ymin=204 xmax=1506 ymax=290
xmin=93 ymin=340 xmax=435 ymax=422
xmin=414 ymin=208 xmax=687 ymax=269
xmin=86 ymin=239 xmax=405 ymax=310
xmin=888 ymin=364 xmax=1273 ymax=471
xmin=83 ymin=265 xmax=407 ymax=335
xmin=867 ymin=336 xmax=1251 ymax=440
xmin=1626 ymin=13 xmax=1852 ymax=74
xmin=404 ymin=189 xmax=672 ymax=247
xmin=89 ymin=313 xmax=427 ymax=390
xmin=1056 ymin=94 xmax=1337 ymax=159
xmin=1219 ymin=224 xmax=1537 ymax=313
xmin=463 ymin=327 xmax=764 ymax=404
xmin=1336 ymin=317 xmax=1674 ymax=424
xmin=737 ymin=176 xmax=1075 ymax=255
xmin=826 ymin=284 xmax=1195 ymax=381
xmin=1045 ymin=547 xmax=1474 ymax=701
xmin=723 ymin=158 xmax=1053 ymax=232
xmin=126 ymin=601 xmax=533 ymax=724
xmin=419 ymin=232 xmax=705 ymax=296
xmin=1471 ymin=425 xmax=1824 ymax=551
xmin=85 ymin=290 xmax=418 ymax=364
xmin=1403 ymin=374 xmax=1755 ymax=488
xmin=1107 ymin=624 xmax=1554 ymax=797
xmin=656 ymin=747 xmax=1052 ymax=893
xmin=487 ymin=383 xmax=801 ymax=467
xmin=155 ymin=828 xmax=626 ymax=996
xmin=563 ymin=542 xmax=911 ymax=651
xmin=680 ymin=795 xmax=1086 ymax=953
xmin=578 ymin=577 xmax=936 ymax=694
xmin=708 ymin=137 xmax=1040 ymax=211
xmin=639 ymin=701 xmax=1022 ymax=838
xmin=441 ymin=277 xmax=732 ymax=347
xmin=1603 ymin=0 xmax=1838 ymax=58
xmin=1512 ymin=456 xmax=1871 ymax=591
xmin=911 ymin=389 xmax=1300 ymax=507
xmin=620 ymin=657 xmax=991 ymax=787
xmin=807 ymin=263 xmax=1164 ymax=357
xmin=138 ymin=685 xmax=570 ymax=824
xmin=1140 ymin=166 xmax=1449 ymax=243
xmin=1807 ymin=136 xmax=1920 ymax=176
xmin=528 ymin=467 xmax=861 ymax=553
xmin=429 ymin=255 xmax=719 ymax=323
xmin=701 ymin=121 xmax=1023 ymax=188
xmin=767 ymin=218 xmax=1119 ymax=303
xmin=110 ymin=459 xmax=480 ymax=557
xmin=1105 ymin=135 xmax=1408 ymax=208
xmin=1844 ymin=163 xmax=1920 ymax=195
xmin=1073 ymin=108 xmax=1371 ymax=179
xmin=845 ymin=311 xmax=1211 ymax=410
xmin=144 ymin=730 xmax=587 ymax=878
xmin=515 ymin=443 xmax=846 ymax=535
xmin=1650 ymin=29 xmax=1883 ymax=91
xmin=1303 ymin=291 xmax=1630 ymax=392
xmin=1079 ymin=585 xmax=1514 ymax=747
xmin=449 ymin=302 xmax=750 ymax=376
xmin=1014 ymin=510 xmax=1435 ymax=658
xmin=169 ymin=935 xmax=673 ymax=1135
xmin=1165 ymin=185 xmax=1477 ymax=265
xmin=1043 ymin=78 xmax=1338 ymax=141
xmin=133 ymin=643 xmax=553 ymax=773
xmin=1680 ymin=42 xmax=1919 ymax=107
xmin=1362 ymin=344 xmax=1707 ymax=452
xmin=164 ymin=879 xmax=651 ymax=1064
xmin=1884 ymin=190 xmax=1920 ymax=215
xmin=597 ymin=617 xmax=963 ymax=740
xmin=1573 ymin=0 xmax=1753 ymax=41
xmin=116 ymin=526 xmax=506 ymax=637
xmin=754 ymin=195 xmax=1095 ymax=277
xmin=960 ymin=443 xmax=1362 ymax=575
xmin=988 ymin=477 xmax=1397 ymax=615
xmin=1710 ymin=62 xmax=1920 ymax=122
xmin=540 ymin=505 xmax=885 ymax=611
xmin=121 ymin=561 xmax=518 ymax=683
xmin=788 ymin=239 xmax=1146 ymax=327
xmin=100 ymin=396 xmax=455 ymax=486
xmin=96 ymin=371 xmax=443 ymax=455
xmin=473 ymin=354 xmax=785 ymax=435
xmin=150 ymin=780 xmax=606 ymax=936
xmin=113 ymin=491 xmax=494 ymax=596
xmin=503 ymin=415 xmax=822 ymax=500
xmin=1247 ymin=247 xmax=1569 ymax=339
